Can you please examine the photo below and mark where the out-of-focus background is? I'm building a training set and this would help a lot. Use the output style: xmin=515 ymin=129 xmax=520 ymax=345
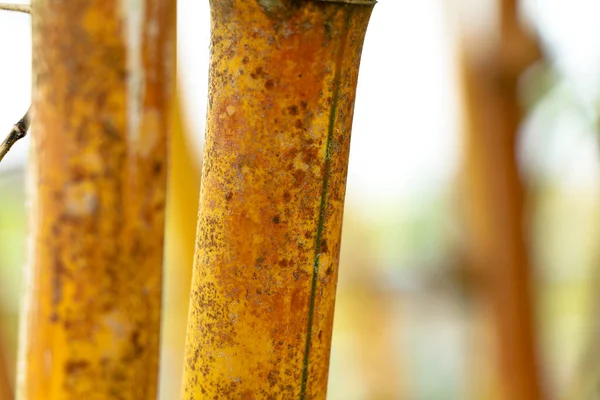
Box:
xmin=2 ymin=0 xmax=600 ymax=399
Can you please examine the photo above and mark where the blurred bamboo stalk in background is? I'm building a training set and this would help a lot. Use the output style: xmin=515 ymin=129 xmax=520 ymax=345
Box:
xmin=159 ymin=91 xmax=201 ymax=400
xmin=0 ymin=332 xmax=12 ymax=399
xmin=567 ymin=260 xmax=600 ymax=399
xmin=455 ymin=0 xmax=543 ymax=399
xmin=353 ymin=284 xmax=407 ymax=398
xmin=182 ymin=0 xmax=374 ymax=398
xmin=17 ymin=1 xmax=175 ymax=398
xmin=158 ymin=1 xmax=203 ymax=396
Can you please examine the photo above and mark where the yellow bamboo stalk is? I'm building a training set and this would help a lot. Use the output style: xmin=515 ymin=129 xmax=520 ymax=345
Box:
xmin=0 ymin=333 xmax=12 ymax=400
xmin=182 ymin=0 xmax=374 ymax=398
xmin=456 ymin=0 xmax=543 ymax=399
xmin=17 ymin=1 xmax=175 ymax=399
xmin=158 ymin=1 xmax=202 ymax=396
xmin=159 ymin=91 xmax=201 ymax=400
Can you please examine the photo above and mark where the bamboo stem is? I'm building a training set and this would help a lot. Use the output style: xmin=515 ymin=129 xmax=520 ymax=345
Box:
xmin=0 ymin=333 xmax=13 ymax=400
xmin=457 ymin=0 xmax=543 ymax=398
xmin=182 ymin=1 xmax=374 ymax=398
xmin=17 ymin=0 xmax=175 ymax=398
xmin=159 ymin=92 xmax=201 ymax=400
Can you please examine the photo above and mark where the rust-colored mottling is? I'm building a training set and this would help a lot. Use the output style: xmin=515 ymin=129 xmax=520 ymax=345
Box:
xmin=18 ymin=1 xmax=175 ymax=399
xmin=457 ymin=0 xmax=544 ymax=399
xmin=182 ymin=0 xmax=374 ymax=399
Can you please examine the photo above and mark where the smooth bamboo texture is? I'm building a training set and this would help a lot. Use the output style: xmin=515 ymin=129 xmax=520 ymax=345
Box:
xmin=568 ymin=265 xmax=600 ymax=400
xmin=457 ymin=0 xmax=543 ymax=399
xmin=17 ymin=1 xmax=175 ymax=399
xmin=182 ymin=0 xmax=374 ymax=398
xmin=159 ymin=92 xmax=201 ymax=400
xmin=0 ymin=333 xmax=11 ymax=400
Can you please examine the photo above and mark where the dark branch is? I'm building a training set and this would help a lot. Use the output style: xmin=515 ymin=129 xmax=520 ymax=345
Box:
xmin=0 ymin=107 xmax=31 ymax=163
xmin=0 ymin=5 xmax=32 ymax=163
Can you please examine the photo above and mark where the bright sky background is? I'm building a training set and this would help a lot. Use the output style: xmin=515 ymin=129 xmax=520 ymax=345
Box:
xmin=2 ymin=0 xmax=600 ymax=203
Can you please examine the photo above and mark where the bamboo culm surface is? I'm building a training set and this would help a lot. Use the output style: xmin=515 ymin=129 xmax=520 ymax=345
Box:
xmin=17 ymin=1 xmax=175 ymax=399
xmin=182 ymin=0 xmax=374 ymax=399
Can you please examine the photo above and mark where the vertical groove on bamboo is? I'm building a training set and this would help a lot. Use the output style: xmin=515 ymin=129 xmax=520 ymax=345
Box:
xmin=17 ymin=1 xmax=175 ymax=398
xmin=182 ymin=0 xmax=374 ymax=398
xmin=456 ymin=0 xmax=543 ymax=399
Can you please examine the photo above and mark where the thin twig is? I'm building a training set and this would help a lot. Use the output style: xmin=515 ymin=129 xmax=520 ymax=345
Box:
xmin=0 ymin=107 xmax=31 ymax=163
xmin=0 ymin=4 xmax=32 ymax=163
xmin=0 ymin=3 xmax=30 ymax=13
